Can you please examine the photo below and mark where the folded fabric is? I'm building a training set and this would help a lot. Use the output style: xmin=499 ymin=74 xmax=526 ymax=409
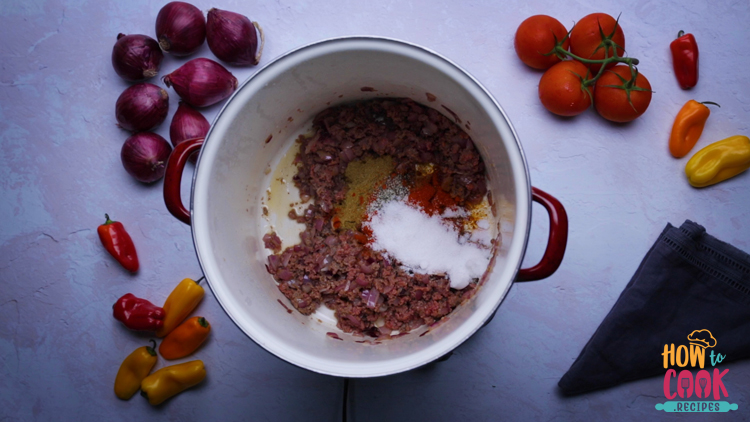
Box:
xmin=559 ymin=220 xmax=750 ymax=395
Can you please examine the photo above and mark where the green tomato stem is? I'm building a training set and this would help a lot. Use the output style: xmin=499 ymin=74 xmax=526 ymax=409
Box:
xmin=552 ymin=45 xmax=639 ymax=87
xmin=553 ymin=45 xmax=637 ymax=66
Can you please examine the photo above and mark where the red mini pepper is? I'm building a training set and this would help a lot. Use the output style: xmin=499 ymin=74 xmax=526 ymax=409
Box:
xmin=113 ymin=293 xmax=166 ymax=331
xmin=97 ymin=214 xmax=139 ymax=272
xmin=670 ymin=30 xmax=699 ymax=89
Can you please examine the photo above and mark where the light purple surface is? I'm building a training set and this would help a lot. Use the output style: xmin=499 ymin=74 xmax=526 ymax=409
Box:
xmin=1 ymin=0 xmax=749 ymax=420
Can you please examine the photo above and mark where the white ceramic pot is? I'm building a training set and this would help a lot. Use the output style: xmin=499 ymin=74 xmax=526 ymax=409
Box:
xmin=164 ymin=37 xmax=568 ymax=377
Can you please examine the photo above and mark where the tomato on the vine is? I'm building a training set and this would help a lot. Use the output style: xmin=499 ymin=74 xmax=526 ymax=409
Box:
xmin=594 ymin=65 xmax=652 ymax=123
xmin=538 ymin=60 xmax=592 ymax=117
xmin=514 ymin=15 xmax=569 ymax=70
xmin=569 ymin=13 xmax=625 ymax=73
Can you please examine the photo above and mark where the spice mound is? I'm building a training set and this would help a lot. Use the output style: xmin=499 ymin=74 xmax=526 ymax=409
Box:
xmin=264 ymin=98 xmax=494 ymax=337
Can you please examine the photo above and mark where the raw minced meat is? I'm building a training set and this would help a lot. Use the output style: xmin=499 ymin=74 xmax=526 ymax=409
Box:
xmin=264 ymin=98 xmax=488 ymax=337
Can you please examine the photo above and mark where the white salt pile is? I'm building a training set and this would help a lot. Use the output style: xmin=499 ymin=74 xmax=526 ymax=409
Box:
xmin=366 ymin=200 xmax=491 ymax=289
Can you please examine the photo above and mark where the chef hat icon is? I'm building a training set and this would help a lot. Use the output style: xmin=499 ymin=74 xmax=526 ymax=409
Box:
xmin=687 ymin=329 xmax=717 ymax=348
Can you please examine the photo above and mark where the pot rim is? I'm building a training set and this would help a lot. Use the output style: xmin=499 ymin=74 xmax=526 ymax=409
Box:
xmin=189 ymin=35 xmax=533 ymax=377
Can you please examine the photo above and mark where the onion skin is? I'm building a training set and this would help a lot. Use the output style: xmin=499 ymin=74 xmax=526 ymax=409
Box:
xmin=170 ymin=102 xmax=210 ymax=163
xmin=206 ymin=8 xmax=264 ymax=66
xmin=162 ymin=58 xmax=238 ymax=107
xmin=121 ymin=133 xmax=173 ymax=183
xmin=115 ymin=83 xmax=169 ymax=132
xmin=155 ymin=2 xmax=206 ymax=56
xmin=111 ymin=34 xmax=164 ymax=82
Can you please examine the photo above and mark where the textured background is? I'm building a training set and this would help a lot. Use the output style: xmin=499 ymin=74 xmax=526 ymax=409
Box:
xmin=1 ymin=0 xmax=749 ymax=420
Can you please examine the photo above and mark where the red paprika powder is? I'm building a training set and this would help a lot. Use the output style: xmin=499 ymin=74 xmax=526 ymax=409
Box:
xmin=407 ymin=171 xmax=457 ymax=215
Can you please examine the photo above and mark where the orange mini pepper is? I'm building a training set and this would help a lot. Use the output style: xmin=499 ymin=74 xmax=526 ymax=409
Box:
xmin=140 ymin=360 xmax=206 ymax=405
xmin=685 ymin=135 xmax=750 ymax=187
xmin=159 ymin=316 xmax=211 ymax=360
xmin=156 ymin=277 xmax=205 ymax=338
xmin=669 ymin=100 xmax=719 ymax=158
xmin=114 ymin=340 xmax=158 ymax=400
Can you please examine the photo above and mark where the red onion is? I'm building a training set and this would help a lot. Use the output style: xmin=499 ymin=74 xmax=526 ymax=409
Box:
xmin=319 ymin=255 xmax=331 ymax=272
xmin=169 ymin=102 xmax=209 ymax=163
xmin=354 ymin=273 xmax=369 ymax=287
xmin=317 ymin=150 xmax=333 ymax=161
xmin=359 ymin=262 xmax=376 ymax=274
xmin=421 ymin=121 xmax=438 ymax=136
xmin=155 ymin=1 xmax=206 ymax=56
xmin=206 ymin=8 xmax=265 ymax=66
xmin=324 ymin=235 xmax=339 ymax=247
xmin=121 ymin=133 xmax=172 ymax=183
xmin=163 ymin=58 xmax=238 ymax=107
xmin=414 ymin=274 xmax=430 ymax=285
xmin=115 ymin=83 xmax=169 ymax=132
xmin=344 ymin=314 xmax=362 ymax=328
xmin=281 ymin=251 xmax=292 ymax=267
xmin=296 ymin=298 xmax=309 ymax=308
xmin=365 ymin=288 xmax=380 ymax=308
xmin=299 ymin=231 xmax=311 ymax=245
xmin=276 ymin=268 xmax=294 ymax=281
xmin=267 ymin=254 xmax=281 ymax=273
xmin=341 ymin=146 xmax=356 ymax=163
xmin=111 ymin=34 xmax=164 ymax=82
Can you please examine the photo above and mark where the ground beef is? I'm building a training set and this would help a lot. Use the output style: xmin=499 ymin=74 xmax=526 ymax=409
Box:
xmin=262 ymin=232 xmax=282 ymax=253
xmin=266 ymin=98 xmax=487 ymax=337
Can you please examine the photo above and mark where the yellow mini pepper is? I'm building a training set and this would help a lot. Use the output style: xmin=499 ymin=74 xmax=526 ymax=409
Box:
xmin=140 ymin=360 xmax=207 ymax=405
xmin=685 ymin=135 xmax=750 ymax=187
xmin=159 ymin=316 xmax=211 ymax=360
xmin=114 ymin=340 xmax=158 ymax=400
xmin=156 ymin=277 xmax=205 ymax=338
xmin=669 ymin=100 xmax=719 ymax=158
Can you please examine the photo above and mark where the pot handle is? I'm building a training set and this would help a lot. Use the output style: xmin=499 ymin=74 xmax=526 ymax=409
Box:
xmin=516 ymin=187 xmax=568 ymax=281
xmin=163 ymin=137 xmax=204 ymax=225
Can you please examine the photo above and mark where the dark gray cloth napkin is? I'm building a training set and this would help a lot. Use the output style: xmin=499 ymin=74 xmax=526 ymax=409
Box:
xmin=559 ymin=220 xmax=750 ymax=395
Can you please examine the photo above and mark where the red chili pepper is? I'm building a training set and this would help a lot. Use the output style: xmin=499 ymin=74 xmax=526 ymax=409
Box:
xmin=113 ymin=293 xmax=165 ymax=331
xmin=97 ymin=214 xmax=139 ymax=273
xmin=670 ymin=30 xmax=699 ymax=89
